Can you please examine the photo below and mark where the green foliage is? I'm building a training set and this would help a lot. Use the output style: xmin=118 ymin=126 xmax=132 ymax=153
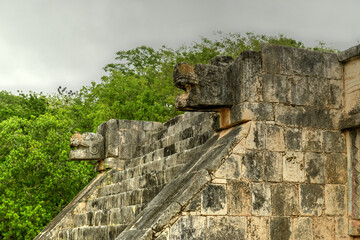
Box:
xmin=0 ymin=95 xmax=95 ymax=240
xmin=0 ymin=32 xmax=336 ymax=239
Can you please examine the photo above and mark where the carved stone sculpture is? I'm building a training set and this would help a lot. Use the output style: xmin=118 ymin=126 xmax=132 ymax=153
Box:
xmin=173 ymin=56 xmax=233 ymax=111
xmin=69 ymin=132 xmax=105 ymax=160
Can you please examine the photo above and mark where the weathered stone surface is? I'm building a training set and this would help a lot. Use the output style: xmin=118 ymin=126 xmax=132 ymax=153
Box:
xmin=249 ymin=217 xmax=269 ymax=240
xmin=207 ymin=216 xmax=247 ymax=240
xmin=201 ymin=184 xmax=227 ymax=215
xmin=305 ymin=152 xmax=325 ymax=184
xmin=69 ymin=132 xmax=105 ymax=160
xmin=291 ymin=217 xmax=313 ymax=240
xmin=252 ymin=183 xmax=271 ymax=216
xmin=300 ymin=184 xmax=324 ymax=216
xmin=264 ymin=151 xmax=283 ymax=182
xmin=302 ymin=130 xmax=322 ymax=152
xmin=313 ymin=217 xmax=334 ymax=240
xmin=261 ymin=44 xmax=293 ymax=75
xmin=173 ymin=63 xmax=232 ymax=111
xmin=266 ymin=123 xmax=285 ymax=151
xmin=262 ymin=74 xmax=287 ymax=103
xmin=242 ymin=150 xmax=264 ymax=181
xmin=271 ymin=184 xmax=298 ymax=216
xmin=230 ymin=102 xmax=274 ymax=124
xmin=338 ymin=44 xmax=360 ymax=62
xmin=283 ymin=151 xmax=305 ymax=182
xmin=228 ymin=180 xmax=251 ymax=215
xmin=169 ymin=215 xmax=206 ymax=240
xmin=214 ymin=154 xmax=242 ymax=179
xmin=287 ymin=76 xmax=309 ymax=105
xmin=325 ymin=184 xmax=346 ymax=215
xmin=285 ymin=127 xmax=302 ymax=151
xmin=325 ymin=153 xmax=347 ymax=184
xmin=323 ymin=130 xmax=346 ymax=153
xmin=244 ymin=121 xmax=266 ymax=150
xmin=231 ymin=51 xmax=262 ymax=103
xmin=270 ymin=217 xmax=291 ymax=240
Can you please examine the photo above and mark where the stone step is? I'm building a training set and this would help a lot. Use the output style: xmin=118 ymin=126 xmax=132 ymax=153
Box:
xmin=58 ymin=224 xmax=126 ymax=240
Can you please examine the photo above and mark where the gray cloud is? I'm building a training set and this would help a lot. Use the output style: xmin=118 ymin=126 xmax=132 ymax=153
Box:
xmin=0 ymin=0 xmax=359 ymax=94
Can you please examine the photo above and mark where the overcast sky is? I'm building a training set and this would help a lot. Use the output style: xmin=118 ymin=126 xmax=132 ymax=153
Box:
xmin=0 ymin=0 xmax=359 ymax=94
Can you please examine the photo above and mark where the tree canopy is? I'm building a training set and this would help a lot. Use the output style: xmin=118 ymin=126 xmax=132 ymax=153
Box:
xmin=0 ymin=32 xmax=336 ymax=239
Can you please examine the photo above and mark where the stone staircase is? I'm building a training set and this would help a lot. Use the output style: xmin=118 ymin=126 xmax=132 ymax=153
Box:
xmin=36 ymin=112 xmax=217 ymax=240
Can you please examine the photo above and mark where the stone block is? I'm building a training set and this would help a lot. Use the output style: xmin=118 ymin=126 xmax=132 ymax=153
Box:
xmin=228 ymin=180 xmax=251 ymax=215
xmin=232 ymin=51 xmax=262 ymax=103
xmin=329 ymin=80 xmax=343 ymax=109
xmin=302 ymin=130 xmax=323 ymax=152
xmin=292 ymin=48 xmax=324 ymax=77
xmin=270 ymin=217 xmax=291 ymax=240
xmin=252 ymin=183 xmax=271 ymax=216
xmin=285 ymin=127 xmax=302 ymax=151
xmin=245 ymin=121 xmax=266 ymax=150
xmin=324 ymin=52 xmax=343 ymax=79
xmin=261 ymin=44 xmax=293 ymax=75
xmin=275 ymin=104 xmax=305 ymax=127
xmin=73 ymin=213 xmax=87 ymax=227
xmin=305 ymin=152 xmax=325 ymax=184
xmin=249 ymin=217 xmax=269 ymax=240
xmin=169 ymin=215 xmax=206 ymax=240
xmin=264 ymin=151 xmax=283 ymax=182
xmin=266 ymin=123 xmax=285 ymax=151
xmin=206 ymin=216 xmax=247 ymax=240
xmin=291 ymin=217 xmax=313 ymax=240
xmin=242 ymin=150 xmax=264 ymax=181
xmin=230 ymin=102 xmax=274 ymax=127
xmin=271 ymin=184 xmax=298 ymax=216
xmin=325 ymin=184 xmax=346 ymax=216
xmin=323 ymin=130 xmax=346 ymax=153
xmin=184 ymin=194 xmax=201 ymax=212
xmin=308 ymin=77 xmax=330 ymax=107
xmin=300 ymin=184 xmax=324 ymax=216
xmin=325 ymin=153 xmax=347 ymax=184
xmin=201 ymin=184 xmax=227 ymax=215
xmin=287 ymin=76 xmax=309 ymax=106
xmin=214 ymin=154 xmax=242 ymax=179
xmin=283 ymin=151 xmax=305 ymax=182
xmin=335 ymin=217 xmax=349 ymax=239
xmin=313 ymin=217 xmax=334 ymax=240
xmin=94 ymin=210 xmax=107 ymax=226
xmin=262 ymin=74 xmax=287 ymax=103
xmin=108 ymin=208 xmax=121 ymax=225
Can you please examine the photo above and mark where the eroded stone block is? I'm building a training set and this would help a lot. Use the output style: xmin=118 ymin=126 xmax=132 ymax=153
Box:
xmin=271 ymin=184 xmax=298 ymax=216
xmin=214 ymin=154 xmax=242 ymax=179
xmin=325 ymin=153 xmax=347 ymax=184
xmin=270 ymin=217 xmax=291 ymax=240
xmin=266 ymin=123 xmax=285 ymax=151
xmin=242 ymin=151 xmax=264 ymax=181
xmin=325 ymin=184 xmax=346 ymax=216
xmin=291 ymin=217 xmax=313 ymax=240
xmin=201 ymin=184 xmax=227 ymax=215
xmin=302 ymin=130 xmax=323 ymax=152
xmin=169 ymin=216 xmax=206 ymax=240
xmin=313 ymin=217 xmax=334 ymax=240
xmin=300 ymin=184 xmax=324 ymax=216
xmin=305 ymin=152 xmax=325 ymax=184
xmin=206 ymin=216 xmax=247 ymax=240
xmin=262 ymin=74 xmax=287 ymax=103
xmin=249 ymin=217 xmax=269 ymax=240
xmin=252 ymin=183 xmax=271 ymax=216
xmin=228 ymin=180 xmax=251 ymax=215
xmin=264 ymin=151 xmax=283 ymax=182
xmin=283 ymin=151 xmax=305 ymax=182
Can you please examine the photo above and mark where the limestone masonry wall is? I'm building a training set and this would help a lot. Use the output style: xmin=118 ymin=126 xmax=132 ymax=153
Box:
xmin=36 ymin=43 xmax=360 ymax=239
